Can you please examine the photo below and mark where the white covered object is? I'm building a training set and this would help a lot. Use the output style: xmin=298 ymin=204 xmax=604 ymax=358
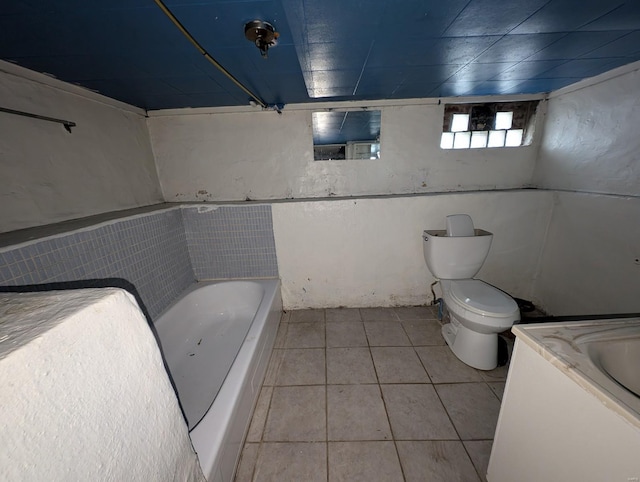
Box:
xmin=0 ymin=288 xmax=205 ymax=482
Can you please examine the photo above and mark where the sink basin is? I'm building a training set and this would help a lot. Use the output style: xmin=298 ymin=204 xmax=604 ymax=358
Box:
xmin=589 ymin=337 xmax=640 ymax=398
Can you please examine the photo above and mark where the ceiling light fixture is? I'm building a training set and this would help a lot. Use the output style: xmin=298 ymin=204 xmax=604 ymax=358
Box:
xmin=244 ymin=20 xmax=278 ymax=58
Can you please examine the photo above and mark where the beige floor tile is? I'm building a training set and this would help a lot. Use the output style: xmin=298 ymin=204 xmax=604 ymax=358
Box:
xmin=253 ymin=442 xmax=327 ymax=482
xmin=463 ymin=440 xmax=494 ymax=482
xmin=280 ymin=311 xmax=291 ymax=323
xmin=402 ymin=320 xmax=446 ymax=346
xmin=394 ymin=306 xmax=437 ymax=321
xmin=327 ymin=347 xmax=377 ymax=384
xmin=326 ymin=308 xmax=362 ymax=322
xmin=415 ymin=346 xmax=484 ymax=383
xmin=289 ymin=309 xmax=325 ymax=323
xmin=263 ymin=349 xmax=285 ymax=386
xmin=326 ymin=322 xmax=368 ymax=347
xmin=328 ymin=441 xmax=403 ymax=482
xmin=264 ymin=386 xmax=326 ymax=441
xmin=478 ymin=363 xmax=510 ymax=382
xmin=360 ymin=307 xmax=400 ymax=322
xmin=235 ymin=442 xmax=259 ymax=481
xmin=370 ymin=347 xmax=430 ymax=383
xmin=284 ymin=322 xmax=325 ymax=348
xmin=381 ymin=384 xmax=458 ymax=440
xmin=486 ymin=381 xmax=505 ymax=401
xmin=247 ymin=386 xmax=273 ymax=442
xmin=327 ymin=385 xmax=392 ymax=441
xmin=273 ymin=322 xmax=288 ymax=348
xmin=435 ymin=383 xmax=501 ymax=440
xmin=275 ymin=348 xmax=325 ymax=385
xmin=364 ymin=322 xmax=411 ymax=346
xmin=397 ymin=441 xmax=481 ymax=482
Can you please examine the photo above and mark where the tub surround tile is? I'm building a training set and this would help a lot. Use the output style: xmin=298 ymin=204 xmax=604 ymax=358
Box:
xmin=328 ymin=442 xmax=403 ymax=481
xmin=364 ymin=322 xmax=411 ymax=346
xmin=182 ymin=205 xmax=278 ymax=280
xmin=1 ymin=205 xmax=280 ymax=320
xmin=397 ymin=441 xmax=481 ymax=482
xmin=252 ymin=442 xmax=327 ymax=482
xmin=360 ymin=307 xmax=400 ymax=322
xmin=325 ymin=308 xmax=362 ymax=322
xmin=435 ymin=383 xmax=502 ymax=440
xmin=416 ymin=346 xmax=484 ymax=383
xmin=463 ymin=440 xmax=493 ymax=482
xmin=327 ymin=385 xmax=392 ymax=441
xmin=264 ymin=386 xmax=326 ymax=442
xmin=246 ymin=387 xmax=273 ymax=442
xmin=402 ymin=320 xmax=446 ymax=346
xmin=326 ymin=322 xmax=368 ymax=347
xmin=289 ymin=309 xmax=325 ymax=323
xmin=284 ymin=322 xmax=325 ymax=348
xmin=275 ymin=348 xmax=326 ymax=386
xmin=370 ymin=347 xmax=431 ymax=384
xmin=326 ymin=347 xmax=377 ymax=384
xmin=381 ymin=384 xmax=458 ymax=440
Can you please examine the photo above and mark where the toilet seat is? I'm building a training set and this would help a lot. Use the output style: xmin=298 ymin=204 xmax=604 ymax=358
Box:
xmin=449 ymin=279 xmax=518 ymax=318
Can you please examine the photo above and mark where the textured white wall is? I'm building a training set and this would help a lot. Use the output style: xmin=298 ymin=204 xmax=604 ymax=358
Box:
xmin=0 ymin=62 xmax=162 ymax=233
xmin=0 ymin=288 xmax=204 ymax=481
xmin=533 ymin=192 xmax=640 ymax=315
xmin=272 ymin=190 xmax=552 ymax=309
xmin=534 ymin=63 xmax=640 ymax=196
xmin=531 ymin=64 xmax=640 ymax=315
xmin=148 ymin=102 xmax=540 ymax=202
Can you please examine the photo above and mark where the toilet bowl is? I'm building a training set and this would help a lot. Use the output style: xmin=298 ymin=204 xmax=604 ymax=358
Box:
xmin=440 ymin=279 xmax=519 ymax=370
xmin=423 ymin=214 xmax=520 ymax=370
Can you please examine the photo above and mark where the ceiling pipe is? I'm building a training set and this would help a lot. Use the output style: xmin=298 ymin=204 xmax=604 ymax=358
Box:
xmin=153 ymin=0 xmax=268 ymax=109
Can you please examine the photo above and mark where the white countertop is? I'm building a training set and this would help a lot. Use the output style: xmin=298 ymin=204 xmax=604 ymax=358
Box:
xmin=513 ymin=318 xmax=640 ymax=430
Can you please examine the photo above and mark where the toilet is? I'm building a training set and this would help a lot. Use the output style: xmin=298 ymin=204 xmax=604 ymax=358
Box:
xmin=423 ymin=214 xmax=519 ymax=370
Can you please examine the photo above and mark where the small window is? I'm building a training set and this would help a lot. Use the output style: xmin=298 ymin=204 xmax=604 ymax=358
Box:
xmin=440 ymin=101 xmax=539 ymax=150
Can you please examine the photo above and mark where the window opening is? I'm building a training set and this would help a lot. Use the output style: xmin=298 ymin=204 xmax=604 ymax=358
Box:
xmin=440 ymin=101 xmax=539 ymax=150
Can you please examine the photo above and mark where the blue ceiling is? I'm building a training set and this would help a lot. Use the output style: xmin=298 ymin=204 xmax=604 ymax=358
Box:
xmin=2 ymin=0 xmax=640 ymax=111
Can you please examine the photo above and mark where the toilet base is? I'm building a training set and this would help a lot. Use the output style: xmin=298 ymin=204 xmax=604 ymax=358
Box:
xmin=442 ymin=321 xmax=498 ymax=370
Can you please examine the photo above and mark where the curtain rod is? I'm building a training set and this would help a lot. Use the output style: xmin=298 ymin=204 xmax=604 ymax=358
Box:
xmin=153 ymin=0 xmax=268 ymax=109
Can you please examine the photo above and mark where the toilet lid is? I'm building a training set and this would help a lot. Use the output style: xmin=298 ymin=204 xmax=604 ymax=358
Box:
xmin=449 ymin=280 xmax=518 ymax=316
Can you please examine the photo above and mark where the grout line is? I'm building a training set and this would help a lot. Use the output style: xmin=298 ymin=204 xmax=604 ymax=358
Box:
xmin=323 ymin=309 xmax=329 ymax=481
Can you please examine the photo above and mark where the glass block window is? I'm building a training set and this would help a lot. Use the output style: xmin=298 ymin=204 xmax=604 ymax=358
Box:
xmin=440 ymin=101 xmax=539 ymax=150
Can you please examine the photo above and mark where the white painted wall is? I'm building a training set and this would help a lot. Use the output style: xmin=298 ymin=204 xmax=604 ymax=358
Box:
xmin=533 ymin=191 xmax=640 ymax=315
xmin=272 ymin=190 xmax=552 ymax=309
xmin=534 ymin=63 xmax=640 ymax=196
xmin=148 ymin=101 xmax=541 ymax=202
xmin=531 ymin=63 xmax=640 ymax=315
xmin=0 ymin=61 xmax=162 ymax=233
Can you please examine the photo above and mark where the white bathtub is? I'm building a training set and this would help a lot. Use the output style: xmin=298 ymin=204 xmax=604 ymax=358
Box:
xmin=154 ymin=279 xmax=282 ymax=482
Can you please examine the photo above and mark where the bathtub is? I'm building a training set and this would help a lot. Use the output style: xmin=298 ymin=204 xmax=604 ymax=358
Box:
xmin=154 ymin=279 xmax=282 ymax=482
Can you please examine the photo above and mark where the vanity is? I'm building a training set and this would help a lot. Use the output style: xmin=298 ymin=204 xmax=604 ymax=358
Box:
xmin=488 ymin=318 xmax=640 ymax=481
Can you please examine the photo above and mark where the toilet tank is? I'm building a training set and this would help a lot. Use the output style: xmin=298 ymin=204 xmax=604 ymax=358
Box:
xmin=422 ymin=229 xmax=493 ymax=279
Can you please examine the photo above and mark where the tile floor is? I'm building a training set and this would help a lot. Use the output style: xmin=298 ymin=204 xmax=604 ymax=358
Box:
xmin=235 ymin=307 xmax=510 ymax=482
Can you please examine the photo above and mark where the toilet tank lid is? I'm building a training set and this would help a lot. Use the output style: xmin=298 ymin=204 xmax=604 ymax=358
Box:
xmin=450 ymin=280 xmax=518 ymax=315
